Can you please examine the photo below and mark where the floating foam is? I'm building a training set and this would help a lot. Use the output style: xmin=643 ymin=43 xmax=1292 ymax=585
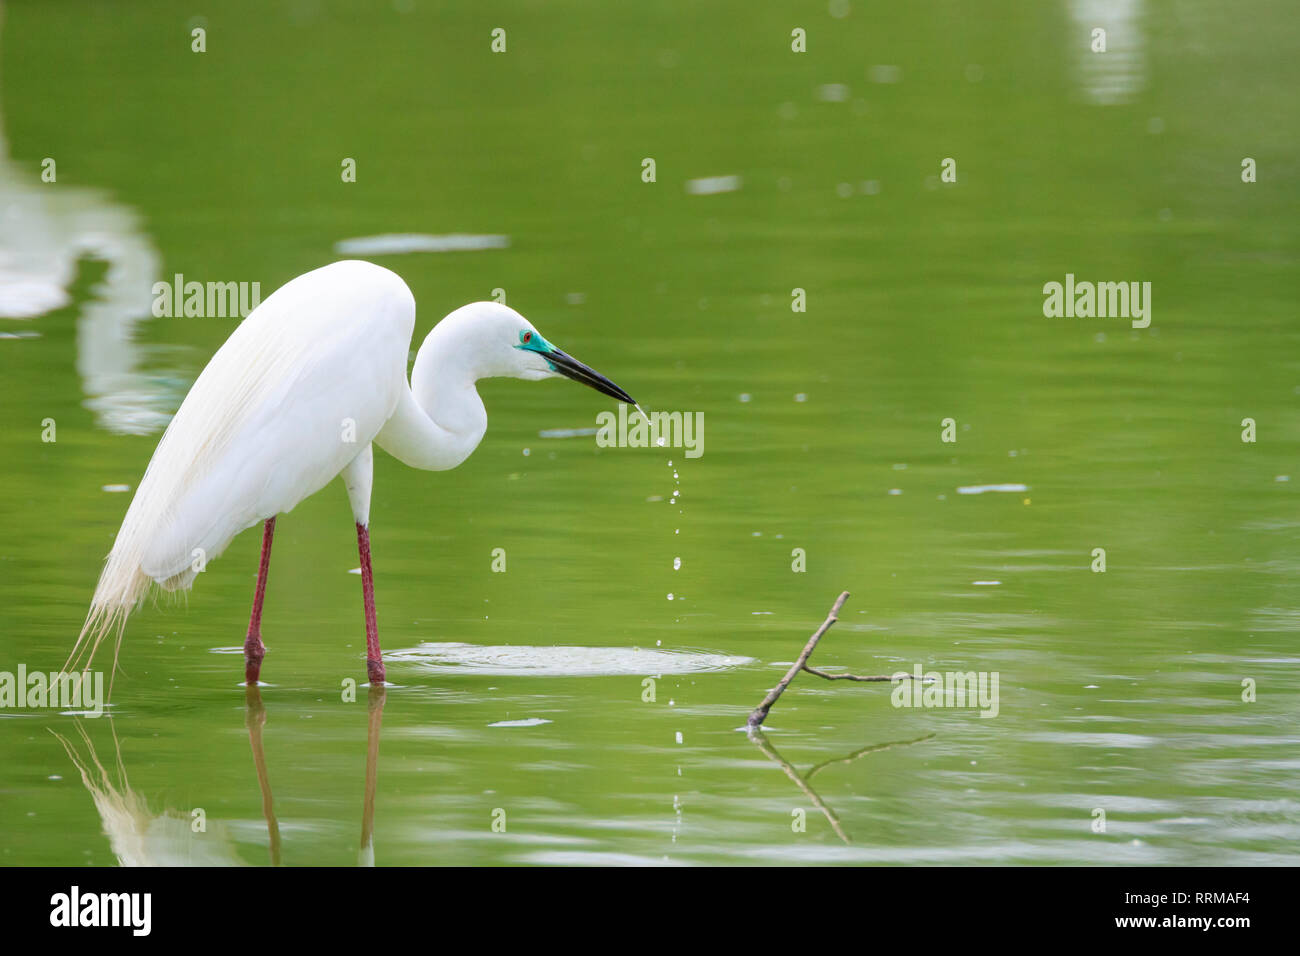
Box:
xmin=685 ymin=175 xmax=742 ymax=196
xmin=956 ymin=483 xmax=1029 ymax=495
xmin=388 ymin=642 xmax=753 ymax=677
xmin=538 ymin=427 xmax=598 ymax=438
xmin=333 ymin=233 xmax=510 ymax=255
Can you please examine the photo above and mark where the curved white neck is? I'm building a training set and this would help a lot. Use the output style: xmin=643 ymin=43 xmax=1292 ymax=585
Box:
xmin=374 ymin=323 xmax=488 ymax=472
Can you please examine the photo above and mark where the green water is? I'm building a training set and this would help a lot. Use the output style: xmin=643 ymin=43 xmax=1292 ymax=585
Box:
xmin=1 ymin=0 xmax=1298 ymax=865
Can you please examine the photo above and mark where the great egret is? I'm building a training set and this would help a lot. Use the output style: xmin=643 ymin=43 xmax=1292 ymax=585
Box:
xmin=71 ymin=260 xmax=636 ymax=686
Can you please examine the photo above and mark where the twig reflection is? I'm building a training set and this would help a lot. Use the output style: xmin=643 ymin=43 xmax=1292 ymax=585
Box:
xmin=745 ymin=726 xmax=934 ymax=845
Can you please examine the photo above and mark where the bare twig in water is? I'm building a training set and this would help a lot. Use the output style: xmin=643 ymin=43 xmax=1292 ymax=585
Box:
xmin=800 ymin=665 xmax=895 ymax=682
xmin=748 ymin=591 xmax=849 ymax=727
xmin=747 ymin=590 xmax=919 ymax=727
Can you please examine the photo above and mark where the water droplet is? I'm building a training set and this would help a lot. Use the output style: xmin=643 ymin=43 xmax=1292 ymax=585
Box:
xmin=667 ymin=593 xmax=675 ymax=600
xmin=673 ymin=557 xmax=681 ymax=570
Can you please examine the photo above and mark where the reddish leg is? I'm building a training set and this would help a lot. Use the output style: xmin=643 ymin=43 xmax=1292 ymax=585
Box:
xmin=356 ymin=522 xmax=385 ymax=684
xmin=244 ymin=516 xmax=276 ymax=684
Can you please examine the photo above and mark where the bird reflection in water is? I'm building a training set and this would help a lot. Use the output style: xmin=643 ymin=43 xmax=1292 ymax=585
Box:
xmin=54 ymin=684 xmax=388 ymax=865
xmin=53 ymin=720 xmax=241 ymax=866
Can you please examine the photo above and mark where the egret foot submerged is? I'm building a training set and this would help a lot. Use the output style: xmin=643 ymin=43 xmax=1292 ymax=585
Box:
xmin=243 ymin=639 xmax=266 ymax=685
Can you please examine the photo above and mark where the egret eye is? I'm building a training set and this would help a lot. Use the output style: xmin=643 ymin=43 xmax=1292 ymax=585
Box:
xmin=521 ymin=330 xmax=533 ymax=345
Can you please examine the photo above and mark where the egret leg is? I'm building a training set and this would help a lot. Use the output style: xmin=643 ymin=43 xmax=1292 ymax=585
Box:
xmin=244 ymin=516 xmax=276 ymax=684
xmin=356 ymin=522 xmax=385 ymax=684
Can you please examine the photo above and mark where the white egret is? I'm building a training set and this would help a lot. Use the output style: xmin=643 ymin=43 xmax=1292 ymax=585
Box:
xmin=71 ymin=260 xmax=636 ymax=686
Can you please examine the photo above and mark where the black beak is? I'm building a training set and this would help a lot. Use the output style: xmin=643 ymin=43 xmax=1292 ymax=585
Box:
xmin=547 ymin=348 xmax=637 ymax=405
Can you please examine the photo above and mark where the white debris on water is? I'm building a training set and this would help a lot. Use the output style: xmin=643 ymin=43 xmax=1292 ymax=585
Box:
xmin=539 ymin=427 xmax=598 ymax=438
xmin=685 ymin=174 xmax=742 ymax=195
xmin=957 ymin=483 xmax=1029 ymax=495
xmin=101 ymin=484 xmax=131 ymax=493
xmin=389 ymin=642 xmax=751 ymax=676
xmin=488 ymin=718 xmax=552 ymax=728
xmin=973 ymin=580 xmax=1002 ymax=586
xmin=333 ymin=233 xmax=510 ymax=255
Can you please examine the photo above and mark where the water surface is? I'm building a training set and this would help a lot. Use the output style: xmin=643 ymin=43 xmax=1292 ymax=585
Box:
xmin=0 ymin=0 xmax=1297 ymax=865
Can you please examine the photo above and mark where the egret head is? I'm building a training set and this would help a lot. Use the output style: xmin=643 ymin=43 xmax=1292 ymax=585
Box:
xmin=456 ymin=301 xmax=636 ymax=405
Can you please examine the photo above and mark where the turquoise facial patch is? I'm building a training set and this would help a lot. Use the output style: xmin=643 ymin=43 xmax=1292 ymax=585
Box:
xmin=515 ymin=329 xmax=559 ymax=368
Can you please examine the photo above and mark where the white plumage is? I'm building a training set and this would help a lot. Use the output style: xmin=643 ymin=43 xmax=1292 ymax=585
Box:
xmin=70 ymin=259 xmax=636 ymax=684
